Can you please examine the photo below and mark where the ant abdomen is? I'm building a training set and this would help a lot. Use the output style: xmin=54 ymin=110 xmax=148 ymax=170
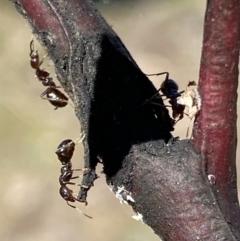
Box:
xmin=56 ymin=139 xmax=75 ymax=165
xmin=41 ymin=88 xmax=68 ymax=109
xmin=59 ymin=186 xmax=92 ymax=218
xmin=59 ymin=186 xmax=75 ymax=202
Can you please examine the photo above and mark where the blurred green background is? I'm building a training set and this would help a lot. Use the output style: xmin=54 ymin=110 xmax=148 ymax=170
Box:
xmin=0 ymin=1 xmax=239 ymax=241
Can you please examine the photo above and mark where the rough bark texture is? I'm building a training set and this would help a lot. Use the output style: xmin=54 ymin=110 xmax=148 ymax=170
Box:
xmin=10 ymin=0 xmax=240 ymax=240
xmin=192 ymin=0 xmax=240 ymax=237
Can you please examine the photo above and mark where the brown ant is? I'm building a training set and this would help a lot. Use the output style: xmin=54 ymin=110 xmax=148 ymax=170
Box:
xmin=146 ymin=72 xmax=186 ymax=124
xmin=29 ymin=40 xmax=69 ymax=109
xmin=55 ymin=137 xmax=92 ymax=218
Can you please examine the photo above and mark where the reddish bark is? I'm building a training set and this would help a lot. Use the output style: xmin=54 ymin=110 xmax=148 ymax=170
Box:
xmin=20 ymin=0 xmax=68 ymax=51
xmin=192 ymin=0 xmax=240 ymax=233
xmin=10 ymin=0 xmax=240 ymax=240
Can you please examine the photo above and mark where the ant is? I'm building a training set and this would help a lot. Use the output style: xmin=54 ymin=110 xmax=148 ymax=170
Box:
xmin=146 ymin=72 xmax=186 ymax=124
xmin=29 ymin=39 xmax=69 ymax=109
xmin=55 ymin=138 xmax=92 ymax=218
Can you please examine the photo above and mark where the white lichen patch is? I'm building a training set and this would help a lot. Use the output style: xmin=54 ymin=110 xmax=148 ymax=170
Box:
xmin=114 ymin=185 xmax=135 ymax=204
xmin=207 ymin=174 xmax=216 ymax=186
xmin=115 ymin=186 xmax=127 ymax=204
xmin=132 ymin=212 xmax=144 ymax=223
xmin=107 ymin=184 xmax=114 ymax=192
xmin=126 ymin=195 xmax=135 ymax=202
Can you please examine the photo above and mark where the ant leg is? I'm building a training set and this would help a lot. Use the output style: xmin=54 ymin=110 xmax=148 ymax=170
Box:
xmin=68 ymin=168 xmax=90 ymax=175
xmin=66 ymin=167 xmax=90 ymax=173
xmin=144 ymin=88 xmax=165 ymax=105
xmin=65 ymin=181 xmax=89 ymax=188
xmin=146 ymin=71 xmax=169 ymax=79
xmin=72 ymin=192 xmax=89 ymax=206
xmin=144 ymin=72 xmax=170 ymax=104
xmin=67 ymin=169 xmax=91 ymax=188
xmin=66 ymin=201 xmax=92 ymax=218
xmin=69 ymin=176 xmax=79 ymax=180
xmin=73 ymin=168 xmax=90 ymax=172
xmin=174 ymin=115 xmax=183 ymax=126
xmin=149 ymin=102 xmax=172 ymax=108
xmin=144 ymin=90 xmax=167 ymax=106
xmin=71 ymin=133 xmax=86 ymax=145
xmin=173 ymin=111 xmax=190 ymax=126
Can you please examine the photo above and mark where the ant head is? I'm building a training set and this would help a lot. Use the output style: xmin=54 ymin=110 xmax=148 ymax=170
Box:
xmin=55 ymin=139 xmax=75 ymax=165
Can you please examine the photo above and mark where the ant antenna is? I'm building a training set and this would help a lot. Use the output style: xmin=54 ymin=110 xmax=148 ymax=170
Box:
xmin=146 ymin=71 xmax=169 ymax=78
xmin=55 ymin=132 xmax=85 ymax=153
xmin=66 ymin=201 xmax=92 ymax=218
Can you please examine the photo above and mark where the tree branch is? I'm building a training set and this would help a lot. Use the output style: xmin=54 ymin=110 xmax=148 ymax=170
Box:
xmin=10 ymin=0 xmax=240 ymax=240
xmin=192 ymin=0 xmax=240 ymax=236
